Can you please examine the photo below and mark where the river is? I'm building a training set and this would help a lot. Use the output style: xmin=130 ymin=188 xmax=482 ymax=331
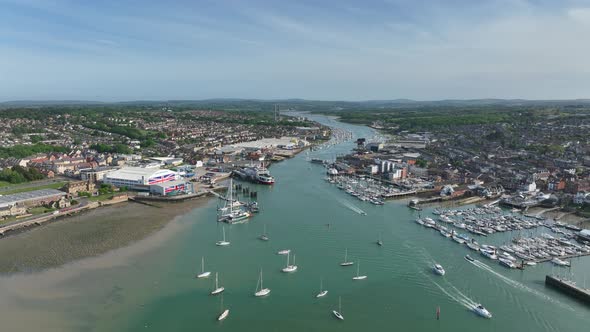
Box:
xmin=0 ymin=114 xmax=588 ymax=332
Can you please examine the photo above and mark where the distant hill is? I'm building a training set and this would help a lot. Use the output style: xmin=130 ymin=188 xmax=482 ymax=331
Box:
xmin=2 ymin=98 xmax=590 ymax=110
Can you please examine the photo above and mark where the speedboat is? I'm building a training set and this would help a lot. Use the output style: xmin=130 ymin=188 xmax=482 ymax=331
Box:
xmin=277 ymin=249 xmax=291 ymax=255
xmin=433 ymin=264 xmax=446 ymax=276
xmin=473 ymin=304 xmax=492 ymax=318
xmin=465 ymin=255 xmax=475 ymax=262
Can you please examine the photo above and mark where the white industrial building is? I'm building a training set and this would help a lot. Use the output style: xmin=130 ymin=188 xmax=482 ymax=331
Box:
xmin=149 ymin=180 xmax=193 ymax=196
xmin=103 ymin=167 xmax=178 ymax=190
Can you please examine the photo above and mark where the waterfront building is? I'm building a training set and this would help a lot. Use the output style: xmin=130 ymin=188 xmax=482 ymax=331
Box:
xmin=0 ymin=189 xmax=66 ymax=209
xmin=103 ymin=167 xmax=178 ymax=190
xmin=149 ymin=180 xmax=193 ymax=196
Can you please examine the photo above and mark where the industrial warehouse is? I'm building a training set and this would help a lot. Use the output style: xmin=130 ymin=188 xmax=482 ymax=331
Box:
xmin=103 ymin=167 xmax=179 ymax=190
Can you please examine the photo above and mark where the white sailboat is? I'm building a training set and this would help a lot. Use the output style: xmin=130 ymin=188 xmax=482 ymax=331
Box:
xmin=352 ymin=261 xmax=367 ymax=280
xmin=282 ymin=252 xmax=298 ymax=273
xmin=376 ymin=234 xmax=383 ymax=246
xmin=340 ymin=249 xmax=354 ymax=266
xmin=218 ymin=179 xmax=250 ymax=223
xmin=211 ymin=272 xmax=225 ymax=295
xmin=332 ymin=296 xmax=344 ymax=320
xmin=259 ymin=225 xmax=269 ymax=241
xmin=254 ymin=269 xmax=271 ymax=297
xmin=216 ymin=226 xmax=230 ymax=246
xmin=316 ymin=278 xmax=328 ymax=298
xmin=217 ymin=294 xmax=229 ymax=321
xmin=197 ymin=256 xmax=211 ymax=278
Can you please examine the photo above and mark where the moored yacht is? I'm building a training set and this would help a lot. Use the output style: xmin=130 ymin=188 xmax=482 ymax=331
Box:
xmin=282 ymin=252 xmax=298 ymax=273
xmin=332 ymin=296 xmax=344 ymax=320
xmin=551 ymin=258 xmax=570 ymax=266
xmin=480 ymin=249 xmax=498 ymax=260
xmin=197 ymin=256 xmax=211 ymax=278
xmin=254 ymin=269 xmax=271 ymax=297
xmin=340 ymin=249 xmax=354 ymax=266
xmin=499 ymin=257 xmax=516 ymax=268
xmin=316 ymin=278 xmax=328 ymax=298
xmin=211 ymin=272 xmax=225 ymax=295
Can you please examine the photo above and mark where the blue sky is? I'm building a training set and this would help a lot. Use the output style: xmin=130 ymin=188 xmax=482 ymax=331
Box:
xmin=1 ymin=0 xmax=590 ymax=101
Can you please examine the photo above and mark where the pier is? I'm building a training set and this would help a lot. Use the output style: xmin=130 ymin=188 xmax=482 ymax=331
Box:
xmin=545 ymin=275 xmax=590 ymax=304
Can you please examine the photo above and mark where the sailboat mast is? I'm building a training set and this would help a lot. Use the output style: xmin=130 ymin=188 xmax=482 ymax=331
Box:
xmin=201 ymin=256 xmax=205 ymax=273
xmin=229 ymin=179 xmax=233 ymax=214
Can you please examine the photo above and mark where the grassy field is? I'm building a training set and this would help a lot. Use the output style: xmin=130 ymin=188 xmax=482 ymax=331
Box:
xmin=1 ymin=182 xmax=66 ymax=195
xmin=0 ymin=181 xmax=11 ymax=188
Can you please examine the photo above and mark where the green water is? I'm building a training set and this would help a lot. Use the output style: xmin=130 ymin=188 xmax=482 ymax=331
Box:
xmin=1 ymin=114 xmax=589 ymax=332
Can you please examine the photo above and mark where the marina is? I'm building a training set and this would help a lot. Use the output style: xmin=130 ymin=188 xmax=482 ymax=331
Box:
xmin=322 ymin=174 xmax=417 ymax=205
xmin=412 ymin=207 xmax=590 ymax=269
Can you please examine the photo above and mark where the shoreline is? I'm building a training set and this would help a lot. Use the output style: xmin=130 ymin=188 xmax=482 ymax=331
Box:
xmin=0 ymin=196 xmax=214 ymax=274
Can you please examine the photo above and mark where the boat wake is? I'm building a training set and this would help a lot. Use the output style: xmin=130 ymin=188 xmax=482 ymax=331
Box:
xmin=469 ymin=259 xmax=574 ymax=312
xmin=335 ymin=197 xmax=367 ymax=216
xmin=431 ymin=278 xmax=478 ymax=310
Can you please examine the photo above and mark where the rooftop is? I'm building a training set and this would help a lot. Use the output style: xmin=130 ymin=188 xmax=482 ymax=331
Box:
xmin=0 ymin=189 xmax=66 ymax=208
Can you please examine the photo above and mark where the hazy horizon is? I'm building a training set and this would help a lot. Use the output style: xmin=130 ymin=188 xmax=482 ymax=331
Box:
xmin=2 ymin=0 xmax=590 ymax=101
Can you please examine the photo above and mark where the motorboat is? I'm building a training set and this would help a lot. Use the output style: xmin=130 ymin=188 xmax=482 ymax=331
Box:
xmin=415 ymin=218 xmax=425 ymax=226
xmin=480 ymin=250 xmax=498 ymax=260
xmin=452 ymin=235 xmax=465 ymax=244
xmin=433 ymin=264 xmax=446 ymax=276
xmin=277 ymin=249 xmax=291 ymax=255
xmin=551 ymin=258 xmax=570 ymax=267
xmin=466 ymin=241 xmax=480 ymax=251
xmin=472 ymin=304 xmax=492 ymax=318
xmin=440 ymin=230 xmax=452 ymax=238
xmin=499 ymin=258 xmax=516 ymax=269
xmin=465 ymin=255 xmax=475 ymax=262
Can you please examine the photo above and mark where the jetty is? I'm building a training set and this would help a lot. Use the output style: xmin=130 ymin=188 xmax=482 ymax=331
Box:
xmin=545 ymin=275 xmax=590 ymax=304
